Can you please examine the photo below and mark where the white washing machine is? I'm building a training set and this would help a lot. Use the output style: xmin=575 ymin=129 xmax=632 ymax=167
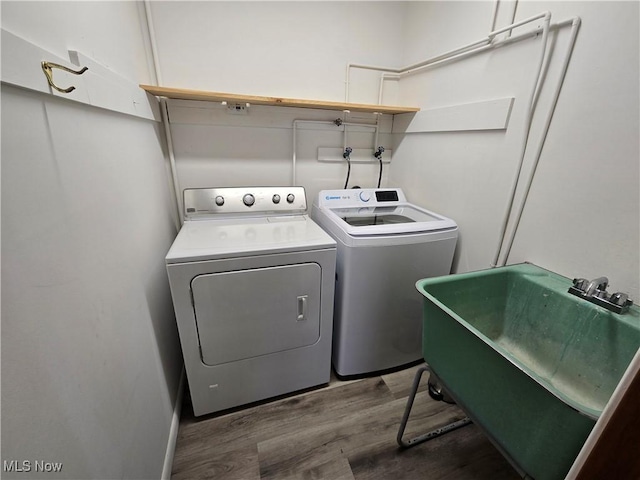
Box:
xmin=311 ymin=188 xmax=458 ymax=377
xmin=166 ymin=187 xmax=336 ymax=416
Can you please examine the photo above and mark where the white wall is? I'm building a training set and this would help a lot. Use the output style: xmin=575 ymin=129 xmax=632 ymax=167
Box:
xmin=1 ymin=2 xmax=182 ymax=478
xmin=150 ymin=1 xmax=406 ymax=103
xmin=148 ymin=1 xmax=406 ymax=205
xmin=167 ymin=103 xmax=394 ymax=210
xmin=151 ymin=0 xmax=639 ymax=302
xmin=149 ymin=0 xmax=639 ymax=295
xmin=389 ymin=1 xmax=639 ymax=299
xmin=2 ymin=1 xmax=636 ymax=477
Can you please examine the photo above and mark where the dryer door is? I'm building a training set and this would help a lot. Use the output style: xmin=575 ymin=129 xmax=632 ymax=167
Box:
xmin=191 ymin=263 xmax=322 ymax=366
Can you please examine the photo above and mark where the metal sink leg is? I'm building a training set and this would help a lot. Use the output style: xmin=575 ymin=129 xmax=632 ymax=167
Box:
xmin=396 ymin=365 xmax=472 ymax=448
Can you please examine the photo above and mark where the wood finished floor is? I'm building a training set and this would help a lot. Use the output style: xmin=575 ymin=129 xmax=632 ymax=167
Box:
xmin=171 ymin=364 xmax=520 ymax=479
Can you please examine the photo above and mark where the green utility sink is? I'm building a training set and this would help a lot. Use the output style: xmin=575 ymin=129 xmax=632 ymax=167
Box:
xmin=416 ymin=263 xmax=640 ymax=480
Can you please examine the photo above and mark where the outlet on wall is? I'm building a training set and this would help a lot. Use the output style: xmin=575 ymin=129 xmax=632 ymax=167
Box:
xmin=226 ymin=103 xmax=248 ymax=115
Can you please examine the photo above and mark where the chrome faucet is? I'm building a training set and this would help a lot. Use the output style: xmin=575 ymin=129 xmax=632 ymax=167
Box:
xmin=569 ymin=276 xmax=633 ymax=314
xmin=584 ymin=276 xmax=609 ymax=297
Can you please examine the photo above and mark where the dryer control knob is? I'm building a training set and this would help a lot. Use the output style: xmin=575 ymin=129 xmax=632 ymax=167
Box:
xmin=359 ymin=191 xmax=371 ymax=202
xmin=243 ymin=193 xmax=255 ymax=207
xmin=215 ymin=195 xmax=225 ymax=206
xmin=272 ymin=194 xmax=281 ymax=204
xmin=286 ymin=193 xmax=295 ymax=204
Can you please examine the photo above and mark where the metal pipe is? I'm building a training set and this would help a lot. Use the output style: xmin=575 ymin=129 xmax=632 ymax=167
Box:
xmin=143 ymin=0 xmax=162 ymax=85
xmin=348 ymin=36 xmax=492 ymax=79
xmin=292 ymin=119 xmax=378 ymax=185
xmin=401 ymin=43 xmax=495 ymax=76
xmin=373 ymin=115 xmax=382 ymax=154
xmin=385 ymin=27 xmax=543 ymax=83
xmin=344 ymin=63 xmax=351 ymax=102
xmin=345 ymin=28 xmax=497 ymax=101
xmin=401 ymin=37 xmax=494 ymax=73
xmin=498 ymin=17 xmax=580 ymax=266
xmin=361 ymin=13 xmax=577 ymax=270
xmin=490 ymin=10 xmax=549 ymax=37
xmin=363 ymin=10 xmax=552 ymax=102
xmin=489 ymin=0 xmax=500 ymax=32
xmin=347 ymin=10 xmax=549 ymax=78
xmin=491 ymin=11 xmax=552 ymax=267
xmin=375 ymin=22 xmax=546 ymax=102
xmin=342 ymin=114 xmax=348 ymax=153
xmin=505 ymin=0 xmax=519 ymax=39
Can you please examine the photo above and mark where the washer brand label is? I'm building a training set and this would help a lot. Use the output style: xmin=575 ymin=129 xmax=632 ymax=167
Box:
xmin=325 ymin=195 xmax=351 ymax=200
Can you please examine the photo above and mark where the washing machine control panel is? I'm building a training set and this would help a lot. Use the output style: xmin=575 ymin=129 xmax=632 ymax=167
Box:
xmin=358 ymin=191 xmax=371 ymax=202
xmin=184 ymin=187 xmax=307 ymax=218
xmin=317 ymin=188 xmax=407 ymax=208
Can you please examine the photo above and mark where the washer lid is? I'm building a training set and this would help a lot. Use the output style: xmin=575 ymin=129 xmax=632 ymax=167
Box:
xmin=322 ymin=204 xmax=457 ymax=236
xmin=166 ymin=214 xmax=336 ymax=264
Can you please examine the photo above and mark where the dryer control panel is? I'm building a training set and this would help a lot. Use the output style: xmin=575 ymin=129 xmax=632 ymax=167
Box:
xmin=184 ymin=187 xmax=307 ymax=218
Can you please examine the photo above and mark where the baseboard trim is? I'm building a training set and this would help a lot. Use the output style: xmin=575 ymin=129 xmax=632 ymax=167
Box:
xmin=161 ymin=367 xmax=186 ymax=480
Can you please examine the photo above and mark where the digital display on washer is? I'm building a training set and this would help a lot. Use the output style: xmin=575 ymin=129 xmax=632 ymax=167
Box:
xmin=375 ymin=190 xmax=399 ymax=202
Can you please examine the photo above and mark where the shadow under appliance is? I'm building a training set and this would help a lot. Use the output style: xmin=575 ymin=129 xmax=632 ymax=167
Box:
xmin=311 ymin=188 xmax=457 ymax=377
xmin=166 ymin=187 xmax=336 ymax=416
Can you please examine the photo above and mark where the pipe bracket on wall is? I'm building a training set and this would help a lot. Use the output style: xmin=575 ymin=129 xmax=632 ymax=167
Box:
xmin=41 ymin=61 xmax=88 ymax=93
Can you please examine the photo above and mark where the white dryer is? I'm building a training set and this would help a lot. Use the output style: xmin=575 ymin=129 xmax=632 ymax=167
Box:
xmin=311 ymin=188 xmax=457 ymax=377
xmin=166 ymin=187 xmax=336 ymax=416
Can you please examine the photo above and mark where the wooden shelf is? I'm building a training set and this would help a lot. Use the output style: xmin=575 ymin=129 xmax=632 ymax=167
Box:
xmin=140 ymin=85 xmax=420 ymax=115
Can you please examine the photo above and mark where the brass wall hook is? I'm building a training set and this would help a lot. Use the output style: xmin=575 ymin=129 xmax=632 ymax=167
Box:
xmin=41 ymin=61 xmax=88 ymax=94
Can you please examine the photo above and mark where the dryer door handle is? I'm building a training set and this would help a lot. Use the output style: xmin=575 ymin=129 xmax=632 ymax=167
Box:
xmin=297 ymin=295 xmax=308 ymax=322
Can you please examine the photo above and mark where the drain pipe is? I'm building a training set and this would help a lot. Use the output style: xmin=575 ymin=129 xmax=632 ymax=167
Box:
xmin=347 ymin=35 xmax=493 ymax=102
xmin=376 ymin=20 xmax=544 ymax=108
xmin=498 ymin=17 xmax=581 ymax=266
xmin=345 ymin=9 xmax=578 ymax=271
xmin=368 ymin=11 xmax=550 ymax=106
xmin=345 ymin=2 xmax=508 ymax=102
xmin=144 ymin=1 xmax=162 ymax=84
xmin=347 ymin=10 xmax=550 ymax=101
xmin=364 ymin=13 xmax=578 ymax=270
xmin=505 ymin=0 xmax=519 ymax=39
xmin=489 ymin=0 xmax=500 ymax=32
xmin=490 ymin=11 xmax=552 ymax=268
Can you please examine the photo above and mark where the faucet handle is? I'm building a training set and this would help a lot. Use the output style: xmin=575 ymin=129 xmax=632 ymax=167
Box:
xmin=610 ymin=292 xmax=630 ymax=306
xmin=572 ymin=278 xmax=589 ymax=292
